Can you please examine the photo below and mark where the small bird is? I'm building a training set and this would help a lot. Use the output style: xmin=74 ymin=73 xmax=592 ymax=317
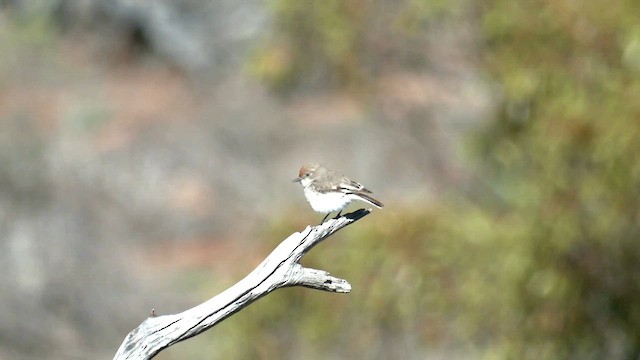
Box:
xmin=293 ymin=164 xmax=384 ymax=223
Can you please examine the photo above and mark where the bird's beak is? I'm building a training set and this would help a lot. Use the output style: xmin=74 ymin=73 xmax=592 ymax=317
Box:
xmin=292 ymin=177 xmax=302 ymax=183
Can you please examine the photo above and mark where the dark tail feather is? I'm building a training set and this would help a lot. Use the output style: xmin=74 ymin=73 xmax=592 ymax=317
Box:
xmin=352 ymin=192 xmax=384 ymax=209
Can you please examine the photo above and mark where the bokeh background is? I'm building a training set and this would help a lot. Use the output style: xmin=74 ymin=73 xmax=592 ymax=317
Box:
xmin=1 ymin=0 xmax=640 ymax=359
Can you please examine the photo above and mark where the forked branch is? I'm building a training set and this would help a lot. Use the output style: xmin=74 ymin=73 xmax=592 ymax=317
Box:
xmin=114 ymin=209 xmax=370 ymax=360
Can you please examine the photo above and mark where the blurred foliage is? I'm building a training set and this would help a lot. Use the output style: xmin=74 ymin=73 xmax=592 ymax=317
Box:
xmin=248 ymin=0 xmax=364 ymax=93
xmin=226 ymin=0 xmax=640 ymax=359
xmin=0 ymin=8 xmax=60 ymax=82
xmin=473 ymin=0 xmax=640 ymax=358
xmin=247 ymin=0 xmax=464 ymax=94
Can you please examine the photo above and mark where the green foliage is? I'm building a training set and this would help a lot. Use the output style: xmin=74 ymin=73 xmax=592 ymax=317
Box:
xmin=248 ymin=0 xmax=464 ymax=94
xmin=474 ymin=0 xmax=640 ymax=357
xmin=0 ymin=8 xmax=60 ymax=82
xmin=247 ymin=0 xmax=363 ymax=93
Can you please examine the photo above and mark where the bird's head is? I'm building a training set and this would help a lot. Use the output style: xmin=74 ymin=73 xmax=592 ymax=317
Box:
xmin=293 ymin=164 xmax=321 ymax=187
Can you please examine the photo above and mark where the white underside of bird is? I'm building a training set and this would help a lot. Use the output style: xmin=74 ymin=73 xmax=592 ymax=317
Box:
xmin=303 ymin=186 xmax=352 ymax=213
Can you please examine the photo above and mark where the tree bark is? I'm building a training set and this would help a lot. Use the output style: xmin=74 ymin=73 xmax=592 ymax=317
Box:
xmin=114 ymin=209 xmax=370 ymax=360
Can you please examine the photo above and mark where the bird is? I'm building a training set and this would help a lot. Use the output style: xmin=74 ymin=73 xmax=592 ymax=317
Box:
xmin=293 ymin=164 xmax=384 ymax=223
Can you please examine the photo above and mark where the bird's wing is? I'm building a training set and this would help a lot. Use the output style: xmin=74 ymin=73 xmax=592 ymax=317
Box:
xmin=337 ymin=178 xmax=373 ymax=193
xmin=314 ymin=171 xmax=374 ymax=194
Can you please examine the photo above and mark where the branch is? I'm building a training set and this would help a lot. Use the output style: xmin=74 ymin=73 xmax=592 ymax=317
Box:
xmin=114 ymin=209 xmax=370 ymax=360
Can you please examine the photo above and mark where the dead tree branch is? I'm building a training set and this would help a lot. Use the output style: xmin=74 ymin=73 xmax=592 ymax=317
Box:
xmin=114 ymin=209 xmax=370 ymax=360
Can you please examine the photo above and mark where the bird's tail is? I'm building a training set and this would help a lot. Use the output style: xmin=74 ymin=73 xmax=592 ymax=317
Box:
xmin=351 ymin=192 xmax=384 ymax=209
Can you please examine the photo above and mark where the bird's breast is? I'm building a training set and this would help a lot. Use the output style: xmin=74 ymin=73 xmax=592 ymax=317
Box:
xmin=303 ymin=187 xmax=350 ymax=213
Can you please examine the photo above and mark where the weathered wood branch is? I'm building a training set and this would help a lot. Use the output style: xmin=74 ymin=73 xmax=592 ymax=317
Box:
xmin=114 ymin=209 xmax=370 ymax=360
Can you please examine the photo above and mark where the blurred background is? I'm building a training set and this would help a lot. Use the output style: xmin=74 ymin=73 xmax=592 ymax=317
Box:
xmin=1 ymin=0 xmax=639 ymax=359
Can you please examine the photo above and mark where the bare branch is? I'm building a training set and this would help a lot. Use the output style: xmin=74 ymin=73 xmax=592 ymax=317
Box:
xmin=114 ymin=209 xmax=370 ymax=360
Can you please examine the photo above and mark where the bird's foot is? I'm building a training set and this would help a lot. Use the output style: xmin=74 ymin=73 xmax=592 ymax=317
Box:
xmin=319 ymin=213 xmax=331 ymax=225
